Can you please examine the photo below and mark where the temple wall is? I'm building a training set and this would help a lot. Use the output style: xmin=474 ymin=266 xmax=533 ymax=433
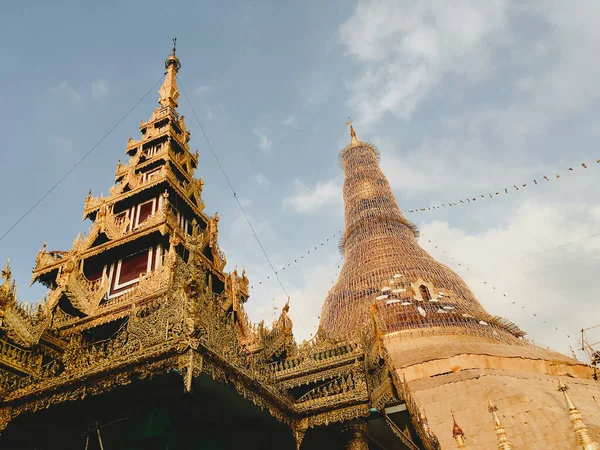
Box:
xmin=385 ymin=333 xmax=600 ymax=449
xmin=405 ymin=369 xmax=600 ymax=449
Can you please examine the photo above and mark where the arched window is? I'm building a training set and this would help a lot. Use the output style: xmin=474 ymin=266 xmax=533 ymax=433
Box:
xmin=419 ymin=285 xmax=431 ymax=301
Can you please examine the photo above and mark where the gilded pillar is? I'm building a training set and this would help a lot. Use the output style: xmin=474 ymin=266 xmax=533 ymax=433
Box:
xmin=557 ymin=378 xmax=600 ymax=450
xmin=488 ymin=398 xmax=515 ymax=450
xmin=345 ymin=420 xmax=369 ymax=450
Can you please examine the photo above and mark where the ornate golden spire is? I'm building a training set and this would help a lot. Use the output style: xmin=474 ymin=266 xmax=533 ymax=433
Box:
xmin=487 ymin=397 xmax=515 ymax=450
xmin=319 ymin=112 xmax=492 ymax=338
xmin=452 ymin=413 xmax=467 ymax=449
xmin=346 ymin=119 xmax=361 ymax=147
xmin=158 ymin=37 xmax=181 ymax=108
xmin=558 ymin=377 xmax=600 ymax=449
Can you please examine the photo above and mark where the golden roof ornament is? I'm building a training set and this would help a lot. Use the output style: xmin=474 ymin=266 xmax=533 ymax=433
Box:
xmin=452 ymin=413 xmax=467 ymax=449
xmin=487 ymin=397 xmax=515 ymax=450
xmin=557 ymin=377 xmax=600 ymax=449
xmin=158 ymin=37 xmax=181 ymax=108
xmin=1 ymin=259 xmax=11 ymax=284
xmin=346 ymin=119 xmax=361 ymax=147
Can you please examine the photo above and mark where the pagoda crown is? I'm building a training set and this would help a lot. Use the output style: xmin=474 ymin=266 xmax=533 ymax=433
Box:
xmin=27 ymin=42 xmax=228 ymax=321
xmin=158 ymin=37 xmax=181 ymax=109
xmin=318 ymin=124 xmax=526 ymax=342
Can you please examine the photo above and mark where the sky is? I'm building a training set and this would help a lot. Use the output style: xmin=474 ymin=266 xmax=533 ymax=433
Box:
xmin=1 ymin=0 xmax=599 ymax=359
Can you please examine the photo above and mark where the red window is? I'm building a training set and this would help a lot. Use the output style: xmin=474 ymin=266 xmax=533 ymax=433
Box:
xmin=137 ymin=200 xmax=155 ymax=226
xmin=118 ymin=251 xmax=149 ymax=284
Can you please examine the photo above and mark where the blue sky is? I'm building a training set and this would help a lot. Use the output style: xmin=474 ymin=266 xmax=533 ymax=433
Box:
xmin=1 ymin=1 xmax=600 ymax=357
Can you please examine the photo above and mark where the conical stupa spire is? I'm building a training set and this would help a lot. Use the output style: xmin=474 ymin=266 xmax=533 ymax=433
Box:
xmin=319 ymin=125 xmax=493 ymax=337
xmin=557 ymin=377 xmax=600 ymax=449
xmin=452 ymin=413 xmax=467 ymax=449
xmin=158 ymin=37 xmax=181 ymax=108
xmin=487 ymin=397 xmax=515 ymax=450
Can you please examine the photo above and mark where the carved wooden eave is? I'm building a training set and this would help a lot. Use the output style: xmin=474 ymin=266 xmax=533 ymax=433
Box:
xmin=0 ymin=255 xmax=409 ymax=438
xmin=133 ymin=145 xmax=198 ymax=184
xmin=83 ymin=168 xmax=206 ymax=221
xmin=53 ymin=259 xmax=175 ymax=333
xmin=33 ymin=206 xmax=225 ymax=290
xmin=0 ymin=271 xmax=53 ymax=350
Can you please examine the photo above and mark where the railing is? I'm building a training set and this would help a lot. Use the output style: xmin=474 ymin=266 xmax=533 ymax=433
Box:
xmin=0 ymin=339 xmax=39 ymax=374
xmin=268 ymin=341 xmax=361 ymax=375
xmin=384 ymin=415 xmax=421 ymax=450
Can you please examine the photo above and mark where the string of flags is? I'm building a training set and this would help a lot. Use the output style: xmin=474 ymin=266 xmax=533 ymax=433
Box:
xmin=249 ymin=230 xmax=343 ymax=290
xmin=420 ymin=233 xmax=579 ymax=350
xmin=405 ymin=159 xmax=598 ymax=214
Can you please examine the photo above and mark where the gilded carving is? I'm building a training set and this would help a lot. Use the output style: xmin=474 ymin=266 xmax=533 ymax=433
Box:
xmin=0 ymin=47 xmax=414 ymax=450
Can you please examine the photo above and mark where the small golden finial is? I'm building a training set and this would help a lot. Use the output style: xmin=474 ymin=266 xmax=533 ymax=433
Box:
xmin=452 ymin=412 xmax=467 ymax=449
xmin=346 ymin=118 xmax=361 ymax=147
xmin=1 ymin=259 xmax=11 ymax=282
xmin=558 ymin=377 xmax=600 ymax=449
xmin=487 ymin=397 xmax=515 ymax=450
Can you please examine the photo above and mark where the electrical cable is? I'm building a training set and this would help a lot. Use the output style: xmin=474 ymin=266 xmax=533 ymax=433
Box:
xmin=516 ymin=231 xmax=600 ymax=261
xmin=177 ymin=77 xmax=309 ymax=333
xmin=0 ymin=75 xmax=164 ymax=246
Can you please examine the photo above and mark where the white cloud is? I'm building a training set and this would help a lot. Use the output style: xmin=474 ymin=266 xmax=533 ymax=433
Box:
xmin=50 ymin=81 xmax=81 ymax=104
xmin=91 ymin=79 xmax=110 ymax=99
xmin=419 ymin=200 xmax=600 ymax=357
xmin=282 ymin=115 xmax=298 ymax=127
xmin=254 ymin=172 xmax=270 ymax=187
xmin=194 ymin=84 xmax=213 ymax=95
xmin=252 ymin=128 xmax=273 ymax=153
xmin=340 ymin=0 xmax=511 ymax=126
xmin=242 ymin=249 xmax=343 ymax=343
xmin=376 ymin=135 xmax=556 ymax=202
xmin=283 ymin=255 xmax=342 ymax=341
xmin=284 ymin=179 xmax=342 ymax=214
xmin=341 ymin=0 xmax=600 ymax=133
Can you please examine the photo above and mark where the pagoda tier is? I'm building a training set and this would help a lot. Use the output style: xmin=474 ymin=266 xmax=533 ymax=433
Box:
xmin=0 ymin=46 xmax=246 ymax=347
xmin=28 ymin=49 xmax=232 ymax=327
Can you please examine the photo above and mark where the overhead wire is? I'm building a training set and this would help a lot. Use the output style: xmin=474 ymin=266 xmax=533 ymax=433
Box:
xmin=248 ymin=230 xmax=342 ymax=289
xmin=420 ymin=234 xmax=580 ymax=346
xmin=177 ymin=76 xmax=309 ymax=333
xmin=406 ymin=160 xmax=598 ymax=215
xmin=0 ymin=75 xmax=164 ymax=247
xmin=522 ymin=254 xmax=600 ymax=277
xmin=516 ymin=231 xmax=600 ymax=261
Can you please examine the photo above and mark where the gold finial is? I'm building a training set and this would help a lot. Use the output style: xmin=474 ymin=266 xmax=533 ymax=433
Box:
xmin=346 ymin=118 xmax=361 ymax=147
xmin=558 ymin=377 xmax=600 ymax=449
xmin=1 ymin=259 xmax=11 ymax=282
xmin=452 ymin=413 xmax=467 ymax=449
xmin=487 ymin=397 xmax=515 ymax=450
xmin=159 ymin=38 xmax=181 ymax=108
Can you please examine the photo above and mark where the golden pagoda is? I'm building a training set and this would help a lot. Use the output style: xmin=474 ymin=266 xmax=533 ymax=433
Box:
xmin=319 ymin=124 xmax=600 ymax=448
xmin=0 ymin=44 xmax=439 ymax=449
xmin=2 ymin=42 xmax=600 ymax=449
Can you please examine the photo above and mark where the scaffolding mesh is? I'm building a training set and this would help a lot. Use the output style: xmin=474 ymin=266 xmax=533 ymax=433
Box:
xmin=319 ymin=138 xmax=525 ymax=344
